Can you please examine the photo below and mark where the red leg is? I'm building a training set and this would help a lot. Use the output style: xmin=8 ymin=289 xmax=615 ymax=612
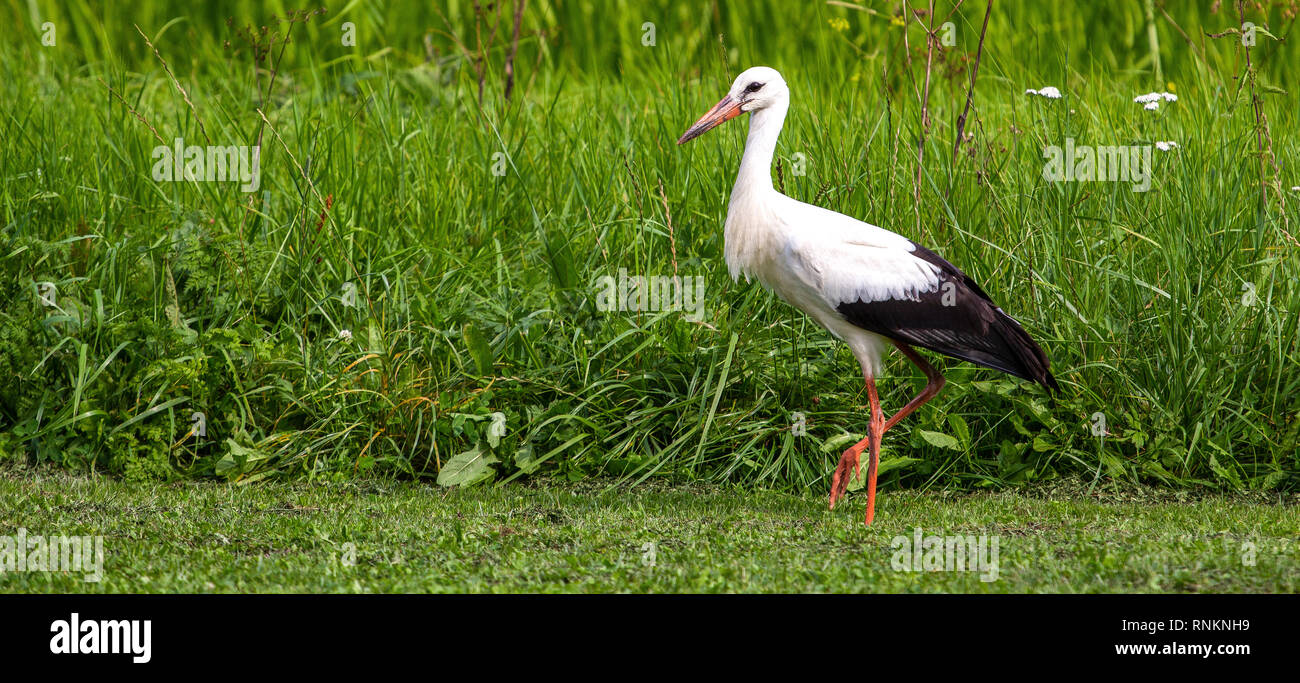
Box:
xmin=829 ymin=376 xmax=884 ymax=514
xmin=829 ymin=342 xmax=946 ymax=526
xmin=863 ymin=377 xmax=884 ymax=525
xmin=828 ymin=433 xmax=866 ymax=510
xmin=882 ymin=341 xmax=946 ymax=433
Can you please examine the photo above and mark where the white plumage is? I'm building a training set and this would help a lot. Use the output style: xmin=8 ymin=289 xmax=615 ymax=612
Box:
xmin=715 ymin=67 xmax=943 ymax=378
xmin=678 ymin=66 xmax=1057 ymax=525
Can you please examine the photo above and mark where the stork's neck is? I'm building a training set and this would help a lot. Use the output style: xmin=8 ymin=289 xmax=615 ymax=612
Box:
xmin=723 ymin=99 xmax=789 ymax=284
xmin=731 ymin=99 xmax=789 ymax=201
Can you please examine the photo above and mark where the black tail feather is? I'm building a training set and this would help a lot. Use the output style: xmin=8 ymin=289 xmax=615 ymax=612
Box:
xmin=835 ymin=243 xmax=1058 ymax=392
xmin=988 ymin=311 xmax=1058 ymax=392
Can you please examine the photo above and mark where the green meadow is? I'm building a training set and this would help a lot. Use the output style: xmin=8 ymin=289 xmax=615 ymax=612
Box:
xmin=0 ymin=0 xmax=1297 ymax=592
xmin=3 ymin=470 xmax=1296 ymax=592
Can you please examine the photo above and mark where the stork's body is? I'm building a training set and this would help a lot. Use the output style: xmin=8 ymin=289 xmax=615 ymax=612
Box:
xmin=679 ymin=67 xmax=1057 ymax=525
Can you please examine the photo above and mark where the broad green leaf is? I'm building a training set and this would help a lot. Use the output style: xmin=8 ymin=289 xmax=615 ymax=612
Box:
xmin=878 ymin=456 xmax=922 ymax=476
xmin=947 ymin=415 xmax=971 ymax=449
xmin=820 ymin=432 xmax=865 ymax=453
xmin=437 ymin=445 xmax=499 ymax=487
xmin=216 ymin=439 xmax=272 ymax=476
xmin=462 ymin=322 xmax=494 ymax=376
xmin=918 ymin=430 xmax=960 ymax=450
xmin=513 ymin=444 xmax=539 ymax=473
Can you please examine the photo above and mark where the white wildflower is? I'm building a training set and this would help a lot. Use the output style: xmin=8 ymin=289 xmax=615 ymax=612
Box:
xmin=1136 ymin=92 xmax=1176 ymax=109
xmin=338 ymin=329 xmax=353 ymax=341
xmin=1025 ymin=86 xmax=1062 ymax=99
xmin=1155 ymin=141 xmax=1179 ymax=151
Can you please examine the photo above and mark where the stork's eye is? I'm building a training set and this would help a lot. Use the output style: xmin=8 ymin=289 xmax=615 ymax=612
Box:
xmin=745 ymin=82 xmax=764 ymax=93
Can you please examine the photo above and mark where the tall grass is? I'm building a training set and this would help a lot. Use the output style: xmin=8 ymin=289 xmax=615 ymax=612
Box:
xmin=1 ymin=0 xmax=1296 ymax=493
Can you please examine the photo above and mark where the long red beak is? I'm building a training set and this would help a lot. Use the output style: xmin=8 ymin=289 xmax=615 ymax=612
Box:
xmin=677 ymin=95 xmax=744 ymax=145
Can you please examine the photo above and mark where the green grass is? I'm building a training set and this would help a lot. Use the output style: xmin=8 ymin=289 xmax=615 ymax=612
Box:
xmin=1 ymin=468 xmax=1296 ymax=593
xmin=0 ymin=0 xmax=1297 ymax=498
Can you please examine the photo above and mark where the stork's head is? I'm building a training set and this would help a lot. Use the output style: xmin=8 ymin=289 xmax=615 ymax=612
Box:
xmin=677 ymin=66 xmax=788 ymax=145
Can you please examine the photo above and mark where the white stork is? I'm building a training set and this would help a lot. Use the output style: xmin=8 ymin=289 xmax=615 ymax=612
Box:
xmin=677 ymin=66 xmax=1058 ymax=526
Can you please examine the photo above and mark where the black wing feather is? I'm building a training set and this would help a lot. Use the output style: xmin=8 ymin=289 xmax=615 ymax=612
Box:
xmin=835 ymin=244 xmax=1058 ymax=391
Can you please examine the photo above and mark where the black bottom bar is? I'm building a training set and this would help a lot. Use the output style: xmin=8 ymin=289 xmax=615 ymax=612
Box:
xmin=1 ymin=594 xmax=1290 ymax=670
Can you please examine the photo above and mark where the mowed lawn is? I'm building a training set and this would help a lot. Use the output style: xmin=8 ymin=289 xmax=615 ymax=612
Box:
xmin=1 ymin=468 xmax=1295 ymax=593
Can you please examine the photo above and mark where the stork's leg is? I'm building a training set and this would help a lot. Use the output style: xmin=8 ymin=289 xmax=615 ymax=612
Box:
xmin=828 ymin=434 xmax=864 ymax=510
xmin=861 ymin=377 xmax=885 ymax=525
xmin=860 ymin=344 xmax=944 ymax=526
xmin=882 ymin=341 xmax=946 ymax=434
xmin=828 ymin=376 xmax=884 ymax=514
xmin=829 ymin=341 xmax=946 ymax=526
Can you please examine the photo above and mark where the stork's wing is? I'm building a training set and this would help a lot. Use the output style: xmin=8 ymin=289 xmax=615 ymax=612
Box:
xmin=784 ymin=207 xmax=1057 ymax=390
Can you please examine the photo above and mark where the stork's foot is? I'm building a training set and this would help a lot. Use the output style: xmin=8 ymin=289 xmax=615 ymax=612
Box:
xmin=828 ymin=442 xmax=864 ymax=510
